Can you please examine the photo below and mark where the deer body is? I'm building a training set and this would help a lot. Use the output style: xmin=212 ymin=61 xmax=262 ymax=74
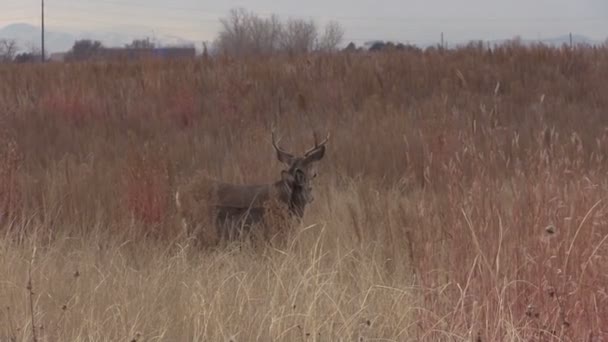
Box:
xmin=175 ymin=130 xmax=328 ymax=244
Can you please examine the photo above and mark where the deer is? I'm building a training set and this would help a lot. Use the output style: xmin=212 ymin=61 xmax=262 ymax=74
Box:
xmin=174 ymin=129 xmax=329 ymax=245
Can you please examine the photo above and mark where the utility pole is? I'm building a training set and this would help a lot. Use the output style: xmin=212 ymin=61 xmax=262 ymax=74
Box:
xmin=41 ymin=0 xmax=45 ymax=62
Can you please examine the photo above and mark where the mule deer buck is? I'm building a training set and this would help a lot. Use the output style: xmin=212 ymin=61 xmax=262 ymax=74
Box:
xmin=175 ymin=130 xmax=329 ymax=245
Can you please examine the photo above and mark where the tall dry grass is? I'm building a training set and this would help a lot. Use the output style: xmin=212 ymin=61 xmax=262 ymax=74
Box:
xmin=1 ymin=44 xmax=608 ymax=341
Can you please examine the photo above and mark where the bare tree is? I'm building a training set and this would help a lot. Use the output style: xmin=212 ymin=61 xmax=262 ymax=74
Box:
xmin=248 ymin=14 xmax=282 ymax=55
xmin=215 ymin=7 xmax=251 ymax=57
xmin=317 ymin=21 xmax=344 ymax=52
xmin=0 ymin=39 xmax=18 ymax=63
xmin=213 ymin=7 xmax=345 ymax=57
xmin=214 ymin=8 xmax=287 ymax=57
xmin=280 ymin=18 xmax=317 ymax=55
xmin=14 ymin=53 xmax=38 ymax=63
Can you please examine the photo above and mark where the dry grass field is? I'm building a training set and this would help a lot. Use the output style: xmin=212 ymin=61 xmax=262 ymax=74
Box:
xmin=1 ymin=43 xmax=608 ymax=341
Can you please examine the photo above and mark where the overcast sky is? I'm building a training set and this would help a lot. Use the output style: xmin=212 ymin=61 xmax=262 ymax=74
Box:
xmin=2 ymin=0 xmax=607 ymax=45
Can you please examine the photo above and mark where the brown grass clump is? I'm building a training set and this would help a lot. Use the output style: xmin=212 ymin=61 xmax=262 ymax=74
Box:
xmin=122 ymin=147 xmax=171 ymax=229
xmin=0 ymin=133 xmax=23 ymax=227
xmin=0 ymin=44 xmax=608 ymax=340
xmin=174 ymin=171 xmax=221 ymax=246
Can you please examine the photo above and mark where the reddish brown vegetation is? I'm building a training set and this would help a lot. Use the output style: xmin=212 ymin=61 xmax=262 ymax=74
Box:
xmin=1 ymin=44 xmax=607 ymax=340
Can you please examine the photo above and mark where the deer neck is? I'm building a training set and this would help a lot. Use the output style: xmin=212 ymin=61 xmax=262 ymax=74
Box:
xmin=274 ymin=179 xmax=307 ymax=218
xmin=290 ymin=187 xmax=307 ymax=218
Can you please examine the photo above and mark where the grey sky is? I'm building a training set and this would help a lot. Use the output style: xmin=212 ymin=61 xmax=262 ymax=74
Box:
xmin=2 ymin=0 xmax=607 ymax=45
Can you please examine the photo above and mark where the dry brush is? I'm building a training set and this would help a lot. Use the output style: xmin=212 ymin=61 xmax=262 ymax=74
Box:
xmin=0 ymin=44 xmax=607 ymax=340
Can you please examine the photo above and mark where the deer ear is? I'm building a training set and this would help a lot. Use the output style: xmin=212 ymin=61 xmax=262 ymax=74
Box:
xmin=304 ymin=145 xmax=325 ymax=163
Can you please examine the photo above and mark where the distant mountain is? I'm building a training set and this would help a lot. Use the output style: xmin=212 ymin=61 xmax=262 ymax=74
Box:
xmin=0 ymin=23 xmax=76 ymax=53
xmin=0 ymin=23 xmax=197 ymax=54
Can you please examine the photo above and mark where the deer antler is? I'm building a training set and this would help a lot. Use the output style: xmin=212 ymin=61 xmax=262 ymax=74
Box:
xmin=271 ymin=127 xmax=284 ymax=152
xmin=305 ymin=132 xmax=330 ymax=156
xmin=271 ymin=127 xmax=297 ymax=166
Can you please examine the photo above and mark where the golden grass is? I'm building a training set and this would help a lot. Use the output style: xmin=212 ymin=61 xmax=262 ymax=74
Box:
xmin=1 ymin=44 xmax=608 ymax=340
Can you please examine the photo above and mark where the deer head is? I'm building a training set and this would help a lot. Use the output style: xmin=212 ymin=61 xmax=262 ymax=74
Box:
xmin=272 ymin=129 xmax=329 ymax=217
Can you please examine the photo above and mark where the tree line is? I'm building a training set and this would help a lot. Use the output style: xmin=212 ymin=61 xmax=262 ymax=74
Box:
xmin=0 ymin=8 xmax=346 ymax=63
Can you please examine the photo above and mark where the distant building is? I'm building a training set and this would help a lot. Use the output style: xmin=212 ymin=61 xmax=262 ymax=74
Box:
xmin=49 ymin=52 xmax=66 ymax=62
xmin=98 ymin=47 xmax=196 ymax=61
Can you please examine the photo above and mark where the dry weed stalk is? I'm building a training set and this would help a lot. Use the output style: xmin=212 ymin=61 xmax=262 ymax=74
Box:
xmin=26 ymin=247 xmax=37 ymax=342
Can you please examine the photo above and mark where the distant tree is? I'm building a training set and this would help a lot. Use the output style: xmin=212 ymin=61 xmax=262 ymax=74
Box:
xmin=343 ymin=42 xmax=357 ymax=52
xmin=202 ymin=42 xmax=209 ymax=59
xmin=13 ymin=44 xmax=45 ymax=63
xmin=506 ymin=35 xmax=523 ymax=48
xmin=465 ymin=40 xmax=485 ymax=51
xmin=248 ymin=14 xmax=282 ymax=55
xmin=214 ymin=7 xmax=346 ymax=57
xmin=400 ymin=44 xmax=422 ymax=53
xmin=65 ymin=39 xmax=104 ymax=61
xmin=14 ymin=52 xmax=39 ymax=63
xmin=214 ymin=8 xmax=282 ymax=57
xmin=0 ymin=39 xmax=18 ymax=62
xmin=317 ymin=21 xmax=344 ymax=52
xmin=369 ymin=41 xmax=386 ymax=52
xmin=126 ymin=37 xmax=155 ymax=49
xmin=280 ymin=18 xmax=317 ymax=55
xmin=215 ymin=8 xmax=252 ymax=57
